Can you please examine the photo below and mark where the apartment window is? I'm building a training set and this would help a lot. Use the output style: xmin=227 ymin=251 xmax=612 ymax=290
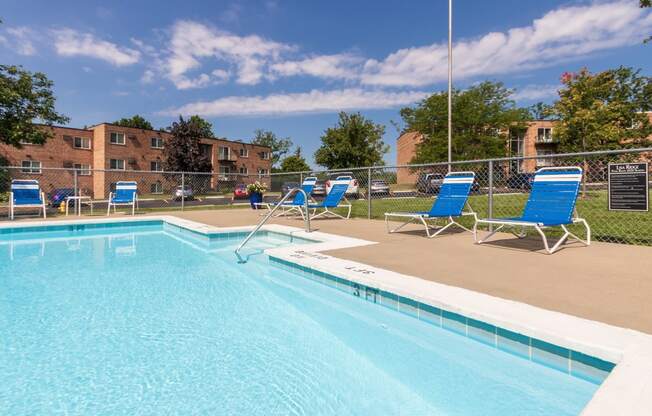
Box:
xmin=536 ymin=128 xmax=553 ymax=143
xmin=21 ymin=160 xmax=41 ymax=174
xmin=110 ymin=132 xmax=126 ymax=145
xmin=239 ymin=148 xmax=249 ymax=158
xmin=150 ymin=161 xmax=163 ymax=172
xmin=537 ymin=150 xmax=555 ymax=167
xmin=260 ymin=151 xmax=270 ymax=160
xmin=74 ymin=163 xmax=91 ymax=176
xmin=218 ymin=146 xmax=231 ymax=160
xmin=219 ymin=166 xmax=230 ymax=175
xmin=239 ymin=166 xmax=248 ymax=175
xmin=109 ymin=159 xmax=125 ymax=170
xmin=257 ymin=168 xmax=269 ymax=175
xmin=151 ymin=137 xmax=164 ymax=149
xmin=150 ymin=181 xmax=163 ymax=194
xmin=73 ymin=136 xmax=91 ymax=149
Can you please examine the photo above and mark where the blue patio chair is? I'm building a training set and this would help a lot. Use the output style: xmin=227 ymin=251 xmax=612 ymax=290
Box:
xmin=257 ymin=176 xmax=317 ymax=218
xmin=9 ymin=179 xmax=47 ymax=220
xmin=107 ymin=181 xmax=138 ymax=216
xmin=474 ymin=166 xmax=590 ymax=254
xmin=308 ymin=176 xmax=352 ymax=220
xmin=385 ymin=171 xmax=476 ymax=237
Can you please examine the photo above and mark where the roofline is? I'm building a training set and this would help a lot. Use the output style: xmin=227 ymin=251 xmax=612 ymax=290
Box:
xmin=32 ymin=123 xmax=93 ymax=133
xmin=42 ymin=122 xmax=271 ymax=149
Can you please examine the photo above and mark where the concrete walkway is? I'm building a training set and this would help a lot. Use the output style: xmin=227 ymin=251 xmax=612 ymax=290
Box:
xmin=8 ymin=208 xmax=652 ymax=334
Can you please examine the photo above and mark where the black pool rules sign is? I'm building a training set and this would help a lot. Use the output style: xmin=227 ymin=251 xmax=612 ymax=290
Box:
xmin=608 ymin=162 xmax=649 ymax=212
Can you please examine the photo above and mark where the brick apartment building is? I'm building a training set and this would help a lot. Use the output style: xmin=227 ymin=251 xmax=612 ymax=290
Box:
xmin=0 ymin=123 xmax=272 ymax=198
xmin=397 ymin=120 xmax=576 ymax=184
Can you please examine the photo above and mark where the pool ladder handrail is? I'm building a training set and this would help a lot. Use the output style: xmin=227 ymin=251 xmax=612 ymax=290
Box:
xmin=235 ymin=187 xmax=311 ymax=263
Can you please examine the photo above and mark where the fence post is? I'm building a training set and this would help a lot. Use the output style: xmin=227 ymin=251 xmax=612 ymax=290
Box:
xmin=367 ymin=167 xmax=372 ymax=219
xmin=73 ymin=169 xmax=78 ymax=198
xmin=181 ymin=172 xmax=185 ymax=211
xmin=487 ymin=160 xmax=494 ymax=231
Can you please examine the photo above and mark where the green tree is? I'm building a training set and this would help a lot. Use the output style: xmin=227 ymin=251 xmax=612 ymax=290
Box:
xmin=251 ymin=129 xmax=292 ymax=166
xmin=527 ymin=102 xmax=554 ymax=120
xmin=188 ymin=115 xmax=215 ymax=138
xmin=163 ymin=116 xmax=212 ymax=172
xmin=400 ymin=81 xmax=528 ymax=163
xmin=550 ymin=67 xmax=652 ymax=153
xmin=642 ymin=1 xmax=651 ymax=42
xmin=0 ymin=65 xmax=69 ymax=147
xmin=280 ymin=147 xmax=311 ymax=172
xmin=314 ymin=112 xmax=388 ymax=169
xmin=113 ymin=114 xmax=154 ymax=130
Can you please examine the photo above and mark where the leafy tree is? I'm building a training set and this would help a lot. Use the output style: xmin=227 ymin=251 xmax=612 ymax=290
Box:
xmin=527 ymin=102 xmax=554 ymax=120
xmin=0 ymin=65 xmax=69 ymax=147
xmin=400 ymin=81 xmax=529 ymax=163
xmin=280 ymin=147 xmax=311 ymax=172
xmin=113 ymin=114 xmax=154 ymax=130
xmin=251 ymin=129 xmax=292 ymax=166
xmin=314 ymin=112 xmax=388 ymax=169
xmin=188 ymin=115 xmax=215 ymax=138
xmin=163 ymin=116 xmax=212 ymax=172
xmin=550 ymin=67 xmax=652 ymax=153
xmin=642 ymin=1 xmax=651 ymax=42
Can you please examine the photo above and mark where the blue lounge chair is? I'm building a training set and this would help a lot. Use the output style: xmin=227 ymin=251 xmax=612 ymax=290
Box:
xmin=107 ymin=181 xmax=138 ymax=216
xmin=308 ymin=176 xmax=352 ymax=220
xmin=9 ymin=179 xmax=47 ymax=220
xmin=257 ymin=176 xmax=317 ymax=218
xmin=474 ymin=166 xmax=590 ymax=254
xmin=385 ymin=171 xmax=476 ymax=237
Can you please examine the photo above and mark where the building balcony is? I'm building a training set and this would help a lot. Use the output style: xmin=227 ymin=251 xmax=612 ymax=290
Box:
xmin=535 ymin=134 xmax=558 ymax=144
xmin=217 ymin=151 xmax=237 ymax=162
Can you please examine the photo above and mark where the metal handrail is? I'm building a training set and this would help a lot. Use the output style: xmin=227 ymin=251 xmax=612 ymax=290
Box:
xmin=234 ymin=187 xmax=311 ymax=263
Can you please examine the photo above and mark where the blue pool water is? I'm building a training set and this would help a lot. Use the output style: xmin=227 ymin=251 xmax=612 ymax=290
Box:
xmin=0 ymin=222 xmax=603 ymax=415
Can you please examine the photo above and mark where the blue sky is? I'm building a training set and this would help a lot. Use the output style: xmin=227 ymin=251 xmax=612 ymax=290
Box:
xmin=1 ymin=0 xmax=652 ymax=167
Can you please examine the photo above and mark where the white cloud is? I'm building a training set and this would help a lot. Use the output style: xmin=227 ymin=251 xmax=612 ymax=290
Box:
xmin=52 ymin=28 xmax=140 ymax=66
xmin=270 ymin=53 xmax=362 ymax=80
xmin=164 ymin=20 xmax=294 ymax=88
xmin=512 ymin=84 xmax=560 ymax=102
xmin=1 ymin=26 xmax=38 ymax=56
xmin=159 ymin=88 xmax=427 ymax=117
xmin=361 ymin=1 xmax=652 ymax=86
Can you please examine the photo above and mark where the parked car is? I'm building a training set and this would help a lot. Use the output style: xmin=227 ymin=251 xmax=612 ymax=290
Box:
xmin=416 ymin=173 xmax=445 ymax=194
xmin=173 ymin=185 xmax=194 ymax=200
xmin=369 ymin=179 xmax=391 ymax=196
xmin=325 ymin=172 xmax=359 ymax=198
xmin=506 ymin=172 xmax=536 ymax=190
xmin=280 ymin=182 xmax=300 ymax=198
xmin=48 ymin=188 xmax=75 ymax=207
xmin=233 ymin=183 xmax=248 ymax=200
xmin=311 ymin=180 xmax=327 ymax=197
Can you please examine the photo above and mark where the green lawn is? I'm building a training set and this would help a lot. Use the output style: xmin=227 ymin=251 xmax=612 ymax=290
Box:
xmin=340 ymin=190 xmax=652 ymax=246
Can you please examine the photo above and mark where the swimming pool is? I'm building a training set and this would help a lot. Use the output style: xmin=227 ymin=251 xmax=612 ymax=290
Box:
xmin=0 ymin=220 xmax=611 ymax=415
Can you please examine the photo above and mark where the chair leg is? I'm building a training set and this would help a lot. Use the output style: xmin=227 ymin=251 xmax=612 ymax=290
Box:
xmin=42 ymin=202 xmax=47 ymax=219
xmin=386 ymin=215 xmax=419 ymax=234
xmin=107 ymin=202 xmax=111 ymax=216
xmin=476 ymin=224 xmax=504 ymax=244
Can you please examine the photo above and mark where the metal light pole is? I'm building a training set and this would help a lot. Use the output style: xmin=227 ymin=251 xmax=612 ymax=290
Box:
xmin=448 ymin=0 xmax=453 ymax=172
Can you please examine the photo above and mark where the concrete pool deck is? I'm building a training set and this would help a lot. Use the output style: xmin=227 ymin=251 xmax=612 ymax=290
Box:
xmin=147 ymin=209 xmax=652 ymax=336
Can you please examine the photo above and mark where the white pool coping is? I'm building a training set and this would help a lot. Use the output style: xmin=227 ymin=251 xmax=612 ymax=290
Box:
xmin=2 ymin=215 xmax=652 ymax=415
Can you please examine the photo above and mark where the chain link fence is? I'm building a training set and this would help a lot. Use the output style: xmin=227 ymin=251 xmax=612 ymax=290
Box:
xmin=2 ymin=147 xmax=651 ymax=246
xmin=269 ymin=148 xmax=652 ymax=246
xmin=0 ymin=166 xmax=270 ymax=216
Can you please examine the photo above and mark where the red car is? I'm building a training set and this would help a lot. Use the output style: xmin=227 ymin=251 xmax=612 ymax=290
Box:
xmin=233 ymin=183 xmax=248 ymax=200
